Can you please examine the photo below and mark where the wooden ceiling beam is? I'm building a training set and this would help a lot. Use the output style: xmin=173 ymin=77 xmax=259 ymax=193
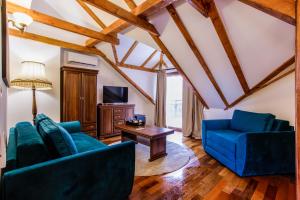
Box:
xmin=124 ymin=0 xmax=137 ymax=10
xmin=238 ymin=0 xmax=295 ymax=25
xmin=111 ymin=44 xmax=119 ymax=64
xmin=151 ymin=61 xmax=160 ymax=70
xmin=187 ymin=0 xmax=209 ymax=18
xmin=150 ymin=35 xmax=209 ymax=109
xmin=167 ymin=4 xmax=229 ymax=107
xmin=120 ymin=41 xmax=139 ymax=65
xmin=76 ymin=0 xmax=107 ymax=29
xmin=118 ymin=64 xmax=157 ymax=73
xmin=207 ymin=0 xmax=250 ymax=93
xmin=140 ymin=50 xmax=158 ymax=68
xmin=8 ymin=28 xmax=155 ymax=104
xmin=7 ymin=2 xmax=119 ymax=44
xmin=85 ymin=0 xmax=177 ymax=47
xmin=226 ymin=56 xmax=295 ymax=109
xmin=81 ymin=0 xmax=159 ymax=36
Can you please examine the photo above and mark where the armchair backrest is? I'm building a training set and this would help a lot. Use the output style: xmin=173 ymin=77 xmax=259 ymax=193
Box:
xmin=230 ymin=110 xmax=275 ymax=132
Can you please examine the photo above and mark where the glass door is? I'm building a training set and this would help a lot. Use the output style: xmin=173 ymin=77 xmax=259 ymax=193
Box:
xmin=166 ymin=75 xmax=183 ymax=130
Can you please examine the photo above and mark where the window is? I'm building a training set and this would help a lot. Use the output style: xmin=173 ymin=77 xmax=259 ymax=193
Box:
xmin=166 ymin=75 xmax=183 ymax=129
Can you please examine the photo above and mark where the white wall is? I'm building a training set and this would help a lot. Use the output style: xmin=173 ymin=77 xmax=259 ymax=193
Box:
xmin=97 ymin=60 xmax=155 ymax=125
xmin=7 ymin=37 xmax=155 ymax=129
xmin=204 ymin=73 xmax=295 ymax=125
xmin=0 ymin=14 xmax=8 ymax=167
xmin=7 ymin=37 xmax=61 ymax=129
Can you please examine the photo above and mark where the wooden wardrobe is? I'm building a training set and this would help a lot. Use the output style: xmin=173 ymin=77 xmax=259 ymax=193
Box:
xmin=61 ymin=66 xmax=98 ymax=137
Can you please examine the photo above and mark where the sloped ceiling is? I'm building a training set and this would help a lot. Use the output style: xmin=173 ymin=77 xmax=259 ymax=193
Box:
xmin=7 ymin=0 xmax=295 ymax=109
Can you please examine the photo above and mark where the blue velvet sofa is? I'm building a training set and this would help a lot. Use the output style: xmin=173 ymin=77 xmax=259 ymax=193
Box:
xmin=202 ymin=110 xmax=295 ymax=177
xmin=1 ymin=114 xmax=135 ymax=200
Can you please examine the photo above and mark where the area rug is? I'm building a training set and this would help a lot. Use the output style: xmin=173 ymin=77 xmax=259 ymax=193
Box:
xmin=110 ymin=141 xmax=193 ymax=176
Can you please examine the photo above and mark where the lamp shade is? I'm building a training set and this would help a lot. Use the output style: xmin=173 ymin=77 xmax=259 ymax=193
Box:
xmin=11 ymin=61 xmax=53 ymax=90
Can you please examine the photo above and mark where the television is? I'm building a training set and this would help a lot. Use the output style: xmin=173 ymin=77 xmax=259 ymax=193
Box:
xmin=103 ymin=86 xmax=128 ymax=103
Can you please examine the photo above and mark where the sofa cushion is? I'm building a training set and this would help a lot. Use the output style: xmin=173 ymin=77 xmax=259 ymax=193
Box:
xmin=231 ymin=110 xmax=275 ymax=132
xmin=37 ymin=117 xmax=78 ymax=157
xmin=71 ymin=133 xmax=107 ymax=153
xmin=49 ymin=126 xmax=78 ymax=156
xmin=206 ymin=130 xmax=243 ymax=161
xmin=15 ymin=122 xmax=49 ymax=168
xmin=5 ymin=128 xmax=17 ymax=171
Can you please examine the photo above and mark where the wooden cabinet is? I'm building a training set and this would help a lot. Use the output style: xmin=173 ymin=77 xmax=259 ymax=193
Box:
xmin=61 ymin=67 xmax=98 ymax=137
xmin=97 ymin=104 xmax=135 ymax=138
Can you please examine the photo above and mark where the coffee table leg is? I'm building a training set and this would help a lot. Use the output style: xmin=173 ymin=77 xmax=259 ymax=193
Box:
xmin=149 ymin=136 xmax=167 ymax=162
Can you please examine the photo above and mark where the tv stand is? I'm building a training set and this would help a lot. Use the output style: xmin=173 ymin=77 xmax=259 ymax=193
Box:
xmin=97 ymin=103 xmax=135 ymax=138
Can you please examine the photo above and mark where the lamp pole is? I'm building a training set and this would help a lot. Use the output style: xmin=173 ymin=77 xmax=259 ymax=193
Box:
xmin=32 ymin=85 xmax=37 ymax=124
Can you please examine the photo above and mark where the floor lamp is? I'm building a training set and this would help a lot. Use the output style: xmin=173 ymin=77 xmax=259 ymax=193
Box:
xmin=10 ymin=61 xmax=53 ymax=123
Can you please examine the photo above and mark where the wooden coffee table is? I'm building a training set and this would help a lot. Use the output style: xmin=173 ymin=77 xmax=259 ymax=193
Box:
xmin=115 ymin=125 xmax=174 ymax=161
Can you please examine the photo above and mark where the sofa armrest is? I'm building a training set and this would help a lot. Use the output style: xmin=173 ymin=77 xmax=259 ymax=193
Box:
xmin=236 ymin=131 xmax=295 ymax=176
xmin=1 ymin=141 xmax=135 ymax=200
xmin=57 ymin=121 xmax=81 ymax=134
xmin=202 ymin=119 xmax=231 ymax=146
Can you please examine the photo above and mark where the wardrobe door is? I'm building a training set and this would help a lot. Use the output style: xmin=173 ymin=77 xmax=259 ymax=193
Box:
xmin=62 ymin=70 xmax=82 ymax=122
xmin=81 ymin=72 xmax=97 ymax=131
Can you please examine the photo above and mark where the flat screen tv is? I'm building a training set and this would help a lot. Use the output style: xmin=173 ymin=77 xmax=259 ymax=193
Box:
xmin=103 ymin=86 xmax=128 ymax=103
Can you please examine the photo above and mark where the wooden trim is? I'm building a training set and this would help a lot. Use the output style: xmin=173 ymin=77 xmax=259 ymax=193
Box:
xmin=208 ymin=0 xmax=250 ymax=93
xmin=9 ymin=29 xmax=155 ymax=105
xmin=159 ymin=52 xmax=163 ymax=70
xmin=2 ymin=0 xmax=9 ymax=86
xmin=76 ymin=0 xmax=107 ymax=29
xmin=140 ymin=50 xmax=158 ymax=67
xmin=124 ymin=0 xmax=137 ymax=10
xmin=120 ymin=41 xmax=139 ymax=65
xmin=118 ymin=64 xmax=157 ymax=73
xmin=226 ymin=57 xmax=295 ymax=109
xmin=85 ymin=0 xmax=177 ymax=47
xmin=261 ymin=68 xmax=294 ymax=88
xmin=61 ymin=66 xmax=99 ymax=74
xmin=187 ymin=0 xmax=209 ymax=18
xmin=296 ymin=1 xmax=300 ymax=198
xmin=111 ymin=44 xmax=119 ymax=64
xmin=150 ymin=35 xmax=209 ymax=109
xmin=7 ymin=2 xmax=119 ymax=44
xmin=151 ymin=61 xmax=160 ymax=70
xmin=238 ymin=0 xmax=295 ymax=26
xmin=81 ymin=0 xmax=159 ymax=35
xmin=167 ymin=4 xmax=229 ymax=107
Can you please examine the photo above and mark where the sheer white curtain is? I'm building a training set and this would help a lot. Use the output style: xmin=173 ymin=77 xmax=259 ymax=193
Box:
xmin=155 ymin=70 xmax=167 ymax=127
xmin=182 ymin=81 xmax=204 ymax=139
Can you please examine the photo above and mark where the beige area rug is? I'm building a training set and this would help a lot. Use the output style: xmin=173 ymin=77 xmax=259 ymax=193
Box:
xmin=111 ymin=141 xmax=193 ymax=176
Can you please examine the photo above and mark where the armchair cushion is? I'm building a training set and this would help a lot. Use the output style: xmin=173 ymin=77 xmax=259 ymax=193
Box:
xmin=230 ymin=110 xmax=275 ymax=132
xmin=206 ymin=130 xmax=243 ymax=161
xmin=271 ymin=119 xmax=290 ymax=131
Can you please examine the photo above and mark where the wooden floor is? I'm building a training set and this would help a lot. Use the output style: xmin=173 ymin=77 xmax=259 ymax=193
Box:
xmin=102 ymin=133 xmax=296 ymax=200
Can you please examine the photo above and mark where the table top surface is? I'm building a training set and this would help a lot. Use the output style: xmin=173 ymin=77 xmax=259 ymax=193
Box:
xmin=115 ymin=125 xmax=175 ymax=139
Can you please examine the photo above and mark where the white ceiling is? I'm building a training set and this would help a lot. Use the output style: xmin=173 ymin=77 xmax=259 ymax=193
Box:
xmin=7 ymin=0 xmax=295 ymax=108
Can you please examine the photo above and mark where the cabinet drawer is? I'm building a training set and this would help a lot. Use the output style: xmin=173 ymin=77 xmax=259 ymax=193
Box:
xmin=114 ymin=108 xmax=125 ymax=114
xmin=83 ymin=123 xmax=96 ymax=131
xmin=114 ymin=113 xmax=125 ymax=120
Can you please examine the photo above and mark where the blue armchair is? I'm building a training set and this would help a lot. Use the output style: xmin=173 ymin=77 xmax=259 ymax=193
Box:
xmin=2 ymin=114 xmax=135 ymax=200
xmin=202 ymin=110 xmax=295 ymax=176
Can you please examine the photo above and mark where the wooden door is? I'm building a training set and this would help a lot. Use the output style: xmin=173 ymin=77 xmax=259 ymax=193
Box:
xmin=100 ymin=107 xmax=113 ymax=135
xmin=81 ymin=73 xmax=97 ymax=125
xmin=62 ymin=70 xmax=82 ymax=122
